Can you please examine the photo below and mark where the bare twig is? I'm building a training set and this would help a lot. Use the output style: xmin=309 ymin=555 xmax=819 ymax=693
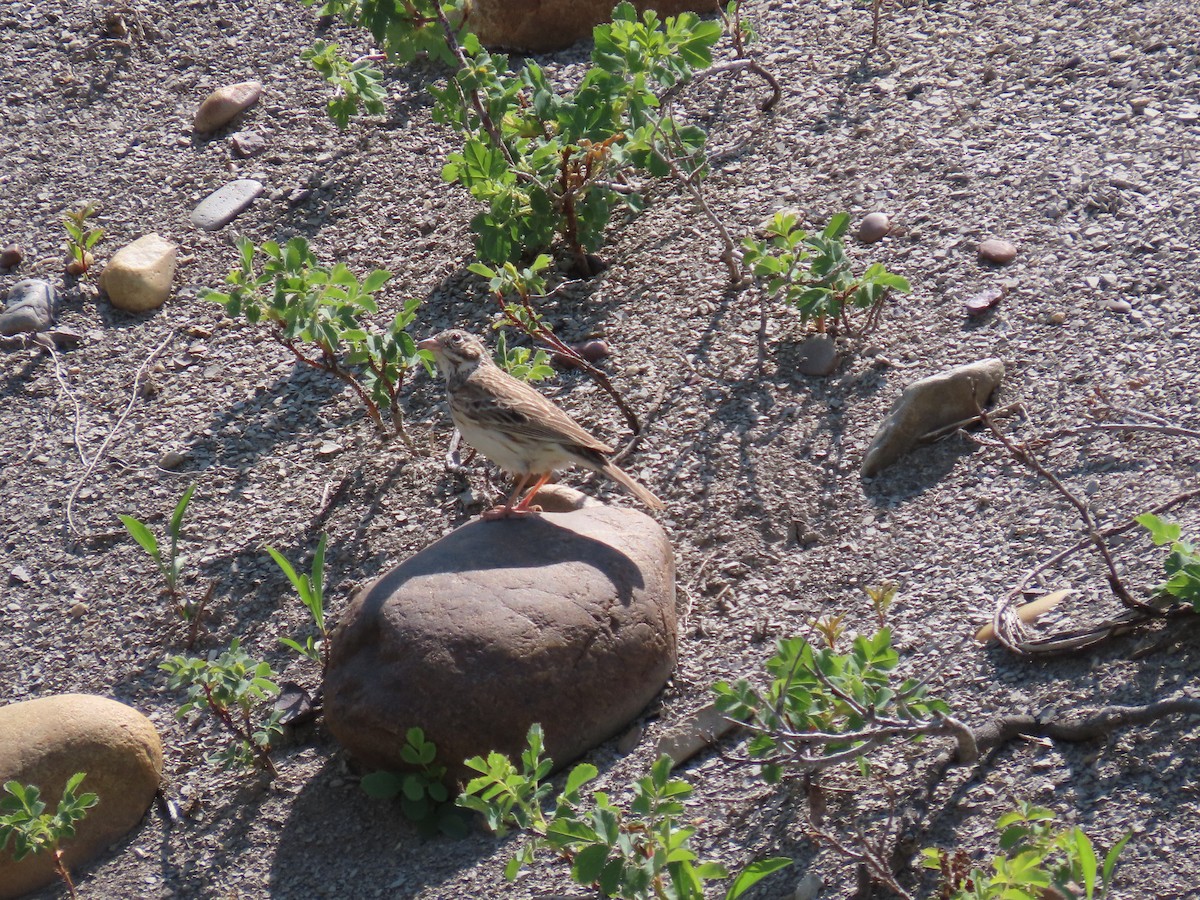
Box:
xmin=957 ymin=692 xmax=1200 ymax=761
xmin=44 ymin=340 xmax=90 ymax=467
xmin=65 ymin=331 xmax=175 ymax=538
xmin=976 ymin=403 xmax=1162 ymax=617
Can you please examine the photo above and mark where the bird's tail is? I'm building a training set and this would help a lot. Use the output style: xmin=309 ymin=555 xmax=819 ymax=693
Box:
xmin=601 ymin=460 xmax=664 ymax=510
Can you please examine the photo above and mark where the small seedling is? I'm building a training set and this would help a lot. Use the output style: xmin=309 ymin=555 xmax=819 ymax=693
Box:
xmin=161 ymin=638 xmax=283 ymax=775
xmin=811 ymin=613 xmax=846 ymax=650
xmin=0 ymin=773 xmax=98 ymax=900
xmin=922 ymin=801 xmax=1131 ymax=899
xmin=267 ymin=533 xmax=331 ymax=673
xmin=1136 ymin=513 xmax=1200 ymax=609
xmin=359 ymin=728 xmax=468 ymax=837
xmin=458 ymin=724 xmax=791 ymax=898
xmin=62 ymin=202 xmax=103 ymax=276
xmin=864 ymin=582 xmax=898 ymax=625
xmin=119 ymin=484 xmax=208 ymax=646
xmin=742 ymin=212 xmax=911 ymax=340
xmin=493 ymin=330 xmax=555 ymax=383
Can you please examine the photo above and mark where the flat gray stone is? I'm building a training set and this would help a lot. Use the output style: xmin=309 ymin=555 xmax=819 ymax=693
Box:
xmin=324 ymin=492 xmax=677 ymax=780
xmin=862 ymin=358 xmax=1006 ymax=478
xmin=0 ymin=279 xmax=56 ymax=335
xmin=190 ymin=179 xmax=263 ymax=231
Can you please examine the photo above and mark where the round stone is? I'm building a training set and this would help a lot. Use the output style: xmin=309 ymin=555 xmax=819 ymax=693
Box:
xmin=978 ymin=238 xmax=1018 ymax=264
xmin=0 ymin=695 xmax=163 ymax=899
xmin=857 ymin=212 xmax=891 ymax=243
xmin=324 ymin=497 xmax=677 ymax=779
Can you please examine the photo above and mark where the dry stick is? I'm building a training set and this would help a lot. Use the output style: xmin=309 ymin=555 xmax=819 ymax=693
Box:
xmin=65 ymin=331 xmax=175 ymax=538
xmin=952 ymin=693 xmax=1200 ymax=763
xmin=918 ymin=402 xmax=1025 ymax=444
xmin=44 ymin=340 xmax=90 ymax=467
xmin=808 ymin=816 xmax=914 ymax=900
xmin=648 ymin=116 xmax=745 ymax=284
xmin=976 ymin=403 xmax=1162 ymax=617
xmin=498 ymin=291 xmax=642 ymax=434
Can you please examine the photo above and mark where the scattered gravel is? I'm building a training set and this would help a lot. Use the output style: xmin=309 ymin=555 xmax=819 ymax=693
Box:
xmin=2 ymin=0 xmax=1199 ymax=898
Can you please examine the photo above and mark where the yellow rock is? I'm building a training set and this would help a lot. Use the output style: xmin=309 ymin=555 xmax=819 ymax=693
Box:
xmin=0 ymin=694 xmax=163 ymax=899
xmin=99 ymin=233 xmax=177 ymax=312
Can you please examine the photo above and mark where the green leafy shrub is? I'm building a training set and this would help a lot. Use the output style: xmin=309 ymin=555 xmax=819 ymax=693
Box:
xmin=457 ymin=724 xmax=791 ymax=899
xmin=712 ymin=627 xmax=954 ymax=782
xmin=922 ymin=801 xmax=1130 ymax=899
xmin=0 ymin=774 xmax=98 ymax=899
xmin=302 ymin=1 xmax=773 ymax=274
xmin=301 ymin=40 xmax=387 ymax=128
xmin=119 ymin=484 xmax=208 ymax=647
xmin=742 ymin=212 xmax=911 ymax=339
xmin=1136 ymin=513 xmax=1200 ymax=608
xmin=161 ymin=638 xmax=283 ymax=775
xmin=493 ymin=330 xmax=555 ymax=383
xmin=202 ymin=237 xmax=430 ymax=443
xmin=359 ymin=728 xmax=467 ymax=837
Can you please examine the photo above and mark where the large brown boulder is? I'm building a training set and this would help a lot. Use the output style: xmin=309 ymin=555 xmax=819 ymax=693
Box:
xmin=465 ymin=0 xmax=720 ymax=52
xmin=0 ymin=694 xmax=163 ymax=899
xmin=324 ymin=488 xmax=677 ymax=780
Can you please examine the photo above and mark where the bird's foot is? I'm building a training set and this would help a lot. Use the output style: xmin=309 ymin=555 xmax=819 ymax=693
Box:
xmin=481 ymin=504 xmax=541 ymax=521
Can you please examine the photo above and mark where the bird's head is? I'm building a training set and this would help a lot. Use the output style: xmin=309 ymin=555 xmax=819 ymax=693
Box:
xmin=417 ymin=329 xmax=490 ymax=381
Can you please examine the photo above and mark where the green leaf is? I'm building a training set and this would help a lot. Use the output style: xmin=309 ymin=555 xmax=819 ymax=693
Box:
xmin=1102 ymin=833 xmax=1131 ymax=890
xmin=572 ymin=842 xmax=611 ymax=885
xmin=359 ymin=771 xmax=403 ymax=799
xmin=361 ymin=269 xmax=392 ymax=294
xmin=1137 ymin=513 xmax=1181 ymax=545
xmin=119 ymin=515 xmax=160 ymax=562
xmin=169 ymin=484 xmax=196 ymax=538
xmin=563 ymin=763 xmax=598 ymax=797
xmin=1069 ymin=827 xmax=1098 ymax=899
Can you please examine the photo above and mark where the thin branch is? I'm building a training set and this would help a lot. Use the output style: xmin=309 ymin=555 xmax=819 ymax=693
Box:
xmin=976 ymin=403 xmax=1161 ymax=617
xmin=45 ymin=340 xmax=90 ymax=467
xmin=65 ymin=331 xmax=176 ymax=539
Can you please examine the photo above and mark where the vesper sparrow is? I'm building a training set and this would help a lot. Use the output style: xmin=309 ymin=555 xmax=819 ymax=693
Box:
xmin=418 ymin=329 xmax=663 ymax=519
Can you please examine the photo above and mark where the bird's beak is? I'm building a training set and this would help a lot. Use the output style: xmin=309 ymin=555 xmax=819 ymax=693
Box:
xmin=416 ymin=337 xmax=439 ymax=352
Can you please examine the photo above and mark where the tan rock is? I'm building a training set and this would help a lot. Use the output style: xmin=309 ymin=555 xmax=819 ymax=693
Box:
xmin=978 ymin=238 xmax=1017 ymax=264
xmin=324 ymin=491 xmax=677 ymax=780
xmin=466 ymin=0 xmax=720 ymax=52
xmin=0 ymin=694 xmax=163 ymax=900
xmin=193 ymin=81 xmax=262 ymax=134
xmin=99 ymin=233 xmax=177 ymax=312
xmin=861 ymin=358 xmax=1006 ymax=478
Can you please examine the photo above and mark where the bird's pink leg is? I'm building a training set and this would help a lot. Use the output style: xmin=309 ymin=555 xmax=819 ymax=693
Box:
xmin=482 ymin=473 xmax=532 ymax=521
xmin=512 ymin=473 xmax=552 ymax=513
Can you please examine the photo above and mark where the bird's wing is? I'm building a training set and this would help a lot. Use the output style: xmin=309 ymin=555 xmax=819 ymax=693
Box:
xmin=455 ymin=371 xmax=615 ymax=454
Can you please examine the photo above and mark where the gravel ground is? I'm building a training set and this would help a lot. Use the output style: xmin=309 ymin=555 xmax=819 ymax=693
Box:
xmin=2 ymin=0 xmax=1199 ymax=897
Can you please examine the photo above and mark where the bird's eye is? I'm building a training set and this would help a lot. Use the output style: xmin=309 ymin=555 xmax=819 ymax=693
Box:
xmin=449 ymin=332 xmax=463 ymax=345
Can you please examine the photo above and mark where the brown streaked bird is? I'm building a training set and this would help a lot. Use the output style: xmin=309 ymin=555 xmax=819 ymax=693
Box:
xmin=418 ymin=329 xmax=663 ymax=519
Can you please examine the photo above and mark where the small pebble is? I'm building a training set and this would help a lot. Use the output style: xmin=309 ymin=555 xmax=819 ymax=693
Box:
xmin=978 ymin=238 xmax=1017 ymax=264
xmin=230 ymin=131 xmax=266 ymax=158
xmin=0 ymin=244 xmax=22 ymax=269
xmin=158 ymin=449 xmax=189 ymax=470
xmin=69 ymin=601 xmax=88 ymax=619
xmin=1048 ymin=311 xmax=1067 ymax=325
xmin=1103 ymin=298 xmax=1132 ymax=313
xmin=65 ymin=252 xmax=94 ymax=276
xmin=857 ymin=212 xmax=891 ymax=243
xmin=965 ymin=286 xmax=1004 ymax=317
xmin=317 ymin=441 xmax=342 ymax=458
